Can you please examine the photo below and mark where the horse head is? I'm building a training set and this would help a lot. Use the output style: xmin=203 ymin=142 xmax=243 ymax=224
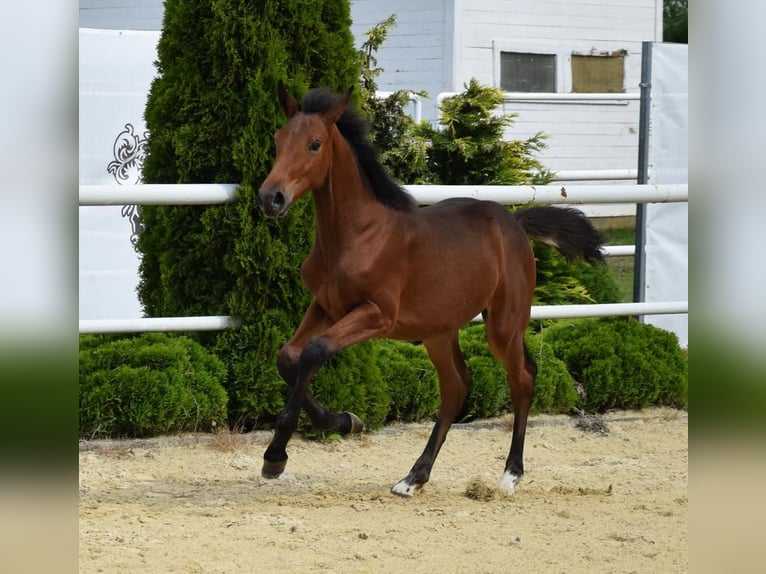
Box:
xmin=259 ymin=81 xmax=353 ymax=218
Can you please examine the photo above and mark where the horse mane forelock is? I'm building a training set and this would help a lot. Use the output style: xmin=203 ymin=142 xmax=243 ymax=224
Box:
xmin=301 ymin=88 xmax=416 ymax=212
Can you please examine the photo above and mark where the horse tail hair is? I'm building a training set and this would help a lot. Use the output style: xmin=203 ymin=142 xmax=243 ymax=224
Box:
xmin=514 ymin=206 xmax=605 ymax=264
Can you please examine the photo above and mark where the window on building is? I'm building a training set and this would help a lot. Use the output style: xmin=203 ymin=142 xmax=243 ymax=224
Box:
xmin=500 ymin=52 xmax=556 ymax=92
xmin=571 ymin=53 xmax=625 ymax=93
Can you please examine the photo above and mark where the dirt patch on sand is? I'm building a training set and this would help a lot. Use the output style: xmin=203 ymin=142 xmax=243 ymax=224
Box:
xmin=80 ymin=408 xmax=687 ymax=573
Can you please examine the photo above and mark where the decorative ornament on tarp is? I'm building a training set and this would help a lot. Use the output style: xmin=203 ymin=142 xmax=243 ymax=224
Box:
xmin=106 ymin=123 xmax=148 ymax=246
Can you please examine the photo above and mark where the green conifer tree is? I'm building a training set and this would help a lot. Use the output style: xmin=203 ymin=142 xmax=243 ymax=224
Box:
xmin=137 ymin=0 xmax=388 ymax=428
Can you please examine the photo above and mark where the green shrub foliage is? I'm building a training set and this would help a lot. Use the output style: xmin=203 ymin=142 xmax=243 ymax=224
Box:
xmin=137 ymin=0 xmax=369 ymax=427
xmin=310 ymin=342 xmax=390 ymax=432
xmin=529 ymin=241 xmax=620 ymax=331
xmin=373 ymin=340 xmax=440 ymax=422
xmin=457 ymin=325 xmax=579 ymax=420
xmin=525 ymin=331 xmax=580 ymax=413
xmin=79 ymin=334 xmax=228 ymax=438
xmin=531 ymin=242 xmax=619 ymax=307
xmin=365 ymin=326 xmax=578 ymax=425
xmin=419 ymin=79 xmax=553 ymax=185
xmin=358 ymin=17 xmax=550 ymax=187
xmin=542 ymin=317 xmax=688 ymax=412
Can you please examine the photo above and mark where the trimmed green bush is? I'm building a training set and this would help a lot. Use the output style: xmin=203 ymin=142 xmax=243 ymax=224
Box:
xmin=461 ymin=354 xmax=510 ymax=421
xmin=458 ymin=325 xmax=579 ymax=420
xmin=528 ymin=241 xmax=620 ymax=332
xmin=310 ymin=342 xmax=390 ymax=432
xmin=542 ymin=317 xmax=688 ymax=412
xmin=531 ymin=242 xmax=620 ymax=306
xmin=374 ymin=340 xmax=439 ymax=422
xmin=79 ymin=334 xmax=228 ymax=438
xmin=525 ymin=331 xmax=580 ymax=413
xmin=211 ymin=312 xmax=294 ymax=429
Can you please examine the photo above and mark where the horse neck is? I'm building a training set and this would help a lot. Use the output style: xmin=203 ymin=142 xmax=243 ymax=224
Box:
xmin=311 ymin=131 xmax=387 ymax=250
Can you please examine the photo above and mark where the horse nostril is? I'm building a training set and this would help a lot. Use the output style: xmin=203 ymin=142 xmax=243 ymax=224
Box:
xmin=258 ymin=187 xmax=289 ymax=217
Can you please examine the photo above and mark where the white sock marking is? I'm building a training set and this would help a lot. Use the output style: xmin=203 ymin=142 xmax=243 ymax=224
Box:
xmin=498 ymin=471 xmax=519 ymax=494
xmin=391 ymin=479 xmax=419 ymax=497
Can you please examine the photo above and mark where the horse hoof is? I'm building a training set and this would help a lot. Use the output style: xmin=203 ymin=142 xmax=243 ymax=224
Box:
xmin=391 ymin=479 xmax=421 ymax=498
xmin=262 ymin=459 xmax=287 ymax=479
xmin=345 ymin=412 xmax=365 ymax=434
xmin=498 ymin=470 xmax=520 ymax=494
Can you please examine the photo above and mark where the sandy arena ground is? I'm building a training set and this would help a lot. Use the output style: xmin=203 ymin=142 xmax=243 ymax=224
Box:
xmin=79 ymin=408 xmax=687 ymax=573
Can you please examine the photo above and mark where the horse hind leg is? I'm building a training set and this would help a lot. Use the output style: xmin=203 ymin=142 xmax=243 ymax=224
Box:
xmin=486 ymin=318 xmax=536 ymax=494
xmin=391 ymin=331 xmax=471 ymax=497
xmin=499 ymin=343 xmax=536 ymax=493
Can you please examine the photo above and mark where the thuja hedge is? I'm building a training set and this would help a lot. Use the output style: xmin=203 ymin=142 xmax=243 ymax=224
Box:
xmin=531 ymin=241 xmax=620 ymax=308
xmin=77 ymin=327 xmax=572 ymax=438
xmin=541 ymin=317 xmax=688 ymax=412
xmin=137 ymin=0 xmax=363 ymax=427
xmin=457 ymin=325 xmax=579 ymax=420
xmin=79 ymin=318 xmax=687 ymax=438
xmin=335 ymin=318 xmax=687 ymax=425
xmin=79 ymin=334 xmax=228 ymax=438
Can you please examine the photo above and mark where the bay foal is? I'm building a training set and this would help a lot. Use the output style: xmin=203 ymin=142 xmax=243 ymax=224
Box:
xmin=258 ymin=83 xmax=603 ymax=496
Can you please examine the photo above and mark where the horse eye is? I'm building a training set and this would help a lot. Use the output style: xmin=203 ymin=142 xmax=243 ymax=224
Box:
xmin=309 ymin=139 xmax=321 ymax=152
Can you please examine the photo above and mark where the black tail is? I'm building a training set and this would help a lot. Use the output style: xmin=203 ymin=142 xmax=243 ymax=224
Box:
xmin=514 ymin=206 xmax=605 ymax=264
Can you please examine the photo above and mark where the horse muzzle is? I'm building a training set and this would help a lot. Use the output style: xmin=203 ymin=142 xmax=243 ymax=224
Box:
xmin=258 ymin=185 xmax=291 ymax=218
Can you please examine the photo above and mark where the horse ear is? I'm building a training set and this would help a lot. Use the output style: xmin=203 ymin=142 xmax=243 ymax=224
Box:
xmin=277 ymin=80 xmax=299 ymax=118
xmin=324 ymin=86 xmax=354 ymax=125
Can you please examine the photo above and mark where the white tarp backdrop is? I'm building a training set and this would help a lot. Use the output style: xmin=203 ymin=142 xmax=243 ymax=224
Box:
xmin=643 ymin=43 xmax=688 ymax=347
xmin=79 ymin=28 xmax=159 ymax=319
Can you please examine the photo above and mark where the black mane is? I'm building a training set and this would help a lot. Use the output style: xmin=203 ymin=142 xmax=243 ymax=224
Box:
xmin=301 ymin=88 xmax=416 ymax=212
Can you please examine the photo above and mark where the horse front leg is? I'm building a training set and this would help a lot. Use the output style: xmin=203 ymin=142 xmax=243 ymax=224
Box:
xmin=262 ymin=300 xmax=390 ymax=479
xmin=277 ymin=344 xmax=364 ymax=435
xmin=262 ymin=336 xmax=334 ymax=478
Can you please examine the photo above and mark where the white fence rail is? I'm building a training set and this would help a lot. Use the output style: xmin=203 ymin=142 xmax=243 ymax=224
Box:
xmin=78 ymin=182 xmax=687 ymax=334
xmin=79 ymin=316 xmax=241 ymax=335
xmin=406 ymin=183 xmax=684 ymax=205
xmin=79 ymin=183 xmax=683 ymax=207
xmin=78 ymin=302 xmax=688 ymax=335
xmin=79 ymin=184 xmax=239 ymax=206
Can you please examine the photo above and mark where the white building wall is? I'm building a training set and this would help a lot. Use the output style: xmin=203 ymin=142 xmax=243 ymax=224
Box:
xmin=349 ymin=0 xmax=449 ymax=123
xmin=350 ymin=0 xmax=661 ymax=174
xmin=454 ymin=0 xmax=660 ymax=88
xmin=79 ymin=0 xmax=164 ymax=30
xmin=450 ymin=0 xmax=661 ymax=173
xmin=496 ymin=99 xmax=641 ymax=172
